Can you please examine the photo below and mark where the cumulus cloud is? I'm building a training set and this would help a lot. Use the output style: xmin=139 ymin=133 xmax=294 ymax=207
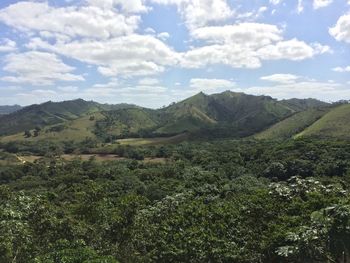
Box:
xmin=240 ymin=80 xmax=349 ymax=102
xmin=0 ymin=1 xmax=140 ymax=40
xmin=257 ymin=39 xmax=330 ymax=61
xmin=0 ymin=38 xmax=16 ymax=52
xmin=86 ymin=0 xmax=148 ymax=13
xmin=138 ymin=78 xmax=160 ymax=85
xmin=150 ymin=0 xmax=234 ymax=30
xmin=270 ymin=0 xmax=282 ymax=5
xmin=329 ymin=13 xmax=350 ymax=43
xmin=189 ymin=78 xmax=236 ymax=93
xmin=313 ymin=0 xmax=333 ymax=9
xmin=297 ymin=0 xmax=304 ymax=14
xmin=260 ymin=74 xmax=301 ymax=84
xmin=191 ymin=23 xmax=282 ymax=46
xmin=1 ymin=51 xmax=84 ymax=85
xmin=332 ymin=66 xmax=350 ymax=72
xmin=182 ymin=26 xmax=330 ymax=69
xmin=27 ymin=34 xmax=179 ymax=77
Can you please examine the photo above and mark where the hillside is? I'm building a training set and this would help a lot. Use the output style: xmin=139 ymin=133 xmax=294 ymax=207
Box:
xmin=156 ymin=91 xmax=311 ymax=136
xmin=0 ymin=92 xmax=331 ymax=142
xmin=280 ymin=98 xmax=329 ymax=112
xmin=0 ymin=99 xmax=139 ymax=137
xmin=255 ymin=107 xmax=331 ymax=140
xmin=0 ymin=99 xmax=102 ymax=136
xmin=0 ymin=105 xmax=22 ymax=115
xmin=296 ymin=103 xmax=350 ymax=139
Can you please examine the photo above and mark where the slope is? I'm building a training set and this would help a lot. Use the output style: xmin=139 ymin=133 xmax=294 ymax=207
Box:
xmin=255 ymin=107 xmax=331 ymax=140
xmin=296 ymin=103 xmax=350 ymax=139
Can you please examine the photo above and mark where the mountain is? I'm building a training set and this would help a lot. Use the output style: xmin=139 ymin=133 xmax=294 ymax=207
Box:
xmin=0 ymin=105 xmax=22 ymax=115
xmin=0 ymin=99 xmax=138 ymax=137
xmin=0 ymin=92 xmax=331 ymax=142
xmin=280 ymin=98 xmax=329 ymax=112
xmin=295 ymin=103 xmax=350 ymax=139
xmin=255 ymin=107 xmax=331 ymax=140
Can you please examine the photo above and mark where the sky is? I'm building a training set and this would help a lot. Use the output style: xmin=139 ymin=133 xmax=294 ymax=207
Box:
xmin=0 ymin=0 xmax=349 ymax=108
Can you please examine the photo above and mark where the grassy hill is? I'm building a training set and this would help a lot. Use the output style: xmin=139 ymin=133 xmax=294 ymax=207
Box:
xmin=296 ymin=103 xmax=350 ymax=139
xmin=0 ymin=92 xmax=331 ymax=143
xmin=0 ymin=99 xmax=138 ymax=137
xmin=280 ymin=98 xmax=329 ymax=112
xmin=153 ymin=91 xmax=300 ymax=136
xmin=255 ymin=107 xmax=331 ymax=140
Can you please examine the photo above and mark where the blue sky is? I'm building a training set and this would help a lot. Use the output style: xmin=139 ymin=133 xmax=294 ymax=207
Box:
xmin=0 ymin=0 xmax=349 ymax=108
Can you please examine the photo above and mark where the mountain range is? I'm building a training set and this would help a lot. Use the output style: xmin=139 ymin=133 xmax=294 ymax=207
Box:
xmin=0 ymin=91 xmax=348 ymax=143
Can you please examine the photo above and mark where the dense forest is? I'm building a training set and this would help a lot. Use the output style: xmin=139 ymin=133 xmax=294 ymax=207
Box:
xmin=1 ymin=138 xmax=350 ymax=262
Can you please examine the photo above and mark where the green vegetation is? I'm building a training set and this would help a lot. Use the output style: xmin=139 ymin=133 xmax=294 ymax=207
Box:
xmin=255 ymin=107 xmax=330 ymax=139
xmin=0 ymin=138 xmax=350 ymax=262
xmin=297 ymin=103 xmax=350 ymax=139
xmin=0 ymin=92 xmax=331 ymax=143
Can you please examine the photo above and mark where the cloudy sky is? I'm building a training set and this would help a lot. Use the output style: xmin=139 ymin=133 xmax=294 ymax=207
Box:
xmin=0 ymin=0 xmax=349 ymax=108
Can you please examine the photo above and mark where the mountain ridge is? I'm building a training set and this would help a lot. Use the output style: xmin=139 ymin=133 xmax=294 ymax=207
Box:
xmin=0 ymin=91 xmax=334 ymax=142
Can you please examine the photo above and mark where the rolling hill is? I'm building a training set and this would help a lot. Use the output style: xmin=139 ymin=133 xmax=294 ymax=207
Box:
xmin=255 ymin=107 xmax=331 ymax=140
xmin=0 ymin=99 xmax=138 ymax=137
xmin=0 ymin=91 xmax=334 ymax=143
xmin=296 ymin=103 xmax=350 ymax=139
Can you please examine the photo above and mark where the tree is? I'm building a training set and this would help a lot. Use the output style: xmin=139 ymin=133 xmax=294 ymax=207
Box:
xmin=24 ymin=130 xmax=32 ymax=138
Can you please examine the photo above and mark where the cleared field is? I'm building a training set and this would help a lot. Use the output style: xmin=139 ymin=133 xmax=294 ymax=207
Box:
xmin=117 ymin=133 xmax=189 ymax=146
xmin=16 ymin=154 xmax=166 ymax=163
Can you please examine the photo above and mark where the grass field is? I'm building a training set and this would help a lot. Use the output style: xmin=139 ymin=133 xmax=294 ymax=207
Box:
xmin=15 ymin=154 xmax=167 ymax=164
xmin=255 ymin=108 xmax=330 ymax=140
xmin=296 ymin=104 xmax=350 ymax=139
xmin=116 ymin=133 xmax=189 ymax=146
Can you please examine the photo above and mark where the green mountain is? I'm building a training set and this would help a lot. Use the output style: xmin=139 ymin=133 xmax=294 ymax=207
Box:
xmin=0 ymin=92 xmax=332 ymax=142
xmin=255 ymin=107 xmax=331 ymax=140
xmin=156 ymin=91 xmax=306 ymax=137
xmin=0 ymin=105 xmax=22 ymax=115
xmin=280 ymin=98 xmax=329 ymax=112
xmin=296 ymin=103 xmax=350 ymax=139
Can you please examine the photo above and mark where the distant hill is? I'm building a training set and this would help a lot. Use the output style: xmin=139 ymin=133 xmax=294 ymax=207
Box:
xmin=92 ymin=91 xmax=327 ymax=139
xmin=280 ymin=98 xmax=329 ymax=112
xmin=296 ymin=103 xmax=350 ymax=139
xmin=0 ymin=92 xmax=332 ymax=142
xmin=0 ymin=105 xmax=22 ymax=115
xmin=0 ymin=99 xmax=136 ymax=136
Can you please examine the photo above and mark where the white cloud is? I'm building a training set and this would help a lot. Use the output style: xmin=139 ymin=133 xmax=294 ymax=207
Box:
xmin=157 ymin=32 xmax=170 ymax=40
xmin=260 ymin=74 xmax=301 ymax=84
xmin=57 ymin=86 xmax=79 ymax=92
xmin=269 ymin=0 xmax=281 ymax=5
xmin=297 ymin=0 xmax=304 ymax=14
xmin=332 ymin=66 xmax=350 ymax=72
xmin=189 ymin=78 xmax=235 ymax=92
xmin=27 ymin=34 xmax=179 ymax=77
xmin=182 ymin=32 xmax=329 ymax=69
xmin=86 ymin=0 xmax=148 ymax=13
xmin=0 ymin=1 xmax=140 ymax=40
xmin=239 ymin=80 xmax=349 ymax=102
xmin=1 ymin=51 xmax=84 ymax=85
xmin=138 ymin=78 xmax=160 ymax=85
xmin=257 ymin=39 xmax=330 ymax=61
xmin=0 ymin=38 xmax=16 ymax=52
xmin=313 ymin=0 xmax=333 ymax=9
xmin=329 ymin=13 xmax=350 ymax=43
xmin=150 ymin=0 xmax=234 ymax=30
xmin=191 ymin=23 xmax=282 ymax=46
